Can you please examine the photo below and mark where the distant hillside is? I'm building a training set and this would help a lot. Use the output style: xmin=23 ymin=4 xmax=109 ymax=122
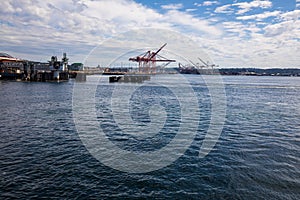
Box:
xmin=174 ymin=67 xmax=300 ymax=76
xmin=218 ymin=68 xmax=300 ymax=76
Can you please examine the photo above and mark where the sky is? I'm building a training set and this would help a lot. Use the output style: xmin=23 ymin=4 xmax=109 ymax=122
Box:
xmin=0 ymin=0 xmax=299 ymax=68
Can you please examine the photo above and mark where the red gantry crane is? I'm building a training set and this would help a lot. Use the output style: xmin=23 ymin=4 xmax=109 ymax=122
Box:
xmin=129 ymin=43 xmax=176 ymax=74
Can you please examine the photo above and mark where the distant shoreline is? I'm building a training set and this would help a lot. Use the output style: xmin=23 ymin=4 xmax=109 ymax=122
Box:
xmin=176 ymin=68 xmax=300 ymax=76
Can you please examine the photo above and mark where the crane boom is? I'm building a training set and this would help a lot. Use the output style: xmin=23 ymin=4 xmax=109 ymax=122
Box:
xmin=198 ymin=57 xmax=209 ymax=67
xmin=128 ymin=43 xmax=175 ymax=74
xmin=149 ymin=43 xmax=167 ymax=59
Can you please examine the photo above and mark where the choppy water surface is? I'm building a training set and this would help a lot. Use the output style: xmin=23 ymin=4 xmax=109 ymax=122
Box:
xmin=1 ymin=75 xmax=299 ymax=199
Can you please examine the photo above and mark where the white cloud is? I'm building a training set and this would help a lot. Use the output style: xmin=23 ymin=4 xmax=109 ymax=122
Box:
xmin=0 ymin=0 xmax=166 ymax=55
xmin=163 ymin=10 xmax=222 ymax=36
xmin=203 ymin=1 xmax=219 ymax=6
xmin=0 ymin=0 xmax=15 ymax=13
xmin=280 ymin=9 xmax=300 ymax=20
xmin=215 ymin=4 xmax=234 ymax=14
xmin=236 ymin=11 xmax=281 ymax=21
xmin=1 ymin=0 xmax=299 ymax=68
xmin=186 ymin=8 xmax=198 ymax=12
xmin=233 ymin=0 xmax=272 ymax=15
xmin=200 ymin=8 xmax=299 ymax=68
xmin=196 ymin=30 xmax=299 ymax=68
xmin=215 ymin=0 xmax=272 ymax=15
xmin=296 ymin=0 xmax=300 ymax=8
xmin=264 ymin=20 xmax=299 ymax=37
xmin=161 ymin=3 xmax=183 ymax=10
xmin=222 ymin=21 xmax=261 ymax=37
xmin=194 ymin=1 xmax=219 ymax=7
xmin=0 ymin=0 xmax=223 ymax=63
xmin=262 ymin=10 xmax=300 ymax=38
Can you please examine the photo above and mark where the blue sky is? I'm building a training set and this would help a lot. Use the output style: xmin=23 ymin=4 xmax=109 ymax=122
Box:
xmin=0 ymin=0 xmax=299 ymax=68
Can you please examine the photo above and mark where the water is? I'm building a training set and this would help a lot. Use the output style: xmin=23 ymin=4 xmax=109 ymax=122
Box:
xmin=0 ymin=75 xmax=299 ymax=199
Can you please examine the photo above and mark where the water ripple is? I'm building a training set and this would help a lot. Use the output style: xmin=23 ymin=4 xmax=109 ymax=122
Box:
xmin=1 ymin=77 xmax=300 ymax=199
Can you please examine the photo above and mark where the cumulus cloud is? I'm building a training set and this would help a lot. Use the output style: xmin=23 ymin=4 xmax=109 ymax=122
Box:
xmin=0 ymin=0 xmax=167 ymax=62
xmin=279 ymin=9 xmax=300 ymax=20
xmin=1 ymin=0 xmax=299 ymax=68
xmin=209 ymin=2 xmax=298 ymax=68
xmin=261 ymin=10 xmax=300 ymax=39
xmin=0 ymin=0 xmax=224 ymax=63
xmin=264 ymin=17 xmax=300 ymax=39
xmin=264 ymin=21 xmax=294 ymax=37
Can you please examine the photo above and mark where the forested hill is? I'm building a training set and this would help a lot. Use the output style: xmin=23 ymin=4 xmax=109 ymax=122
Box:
xmin=218 ymin=68 xmax=300 ymax=76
